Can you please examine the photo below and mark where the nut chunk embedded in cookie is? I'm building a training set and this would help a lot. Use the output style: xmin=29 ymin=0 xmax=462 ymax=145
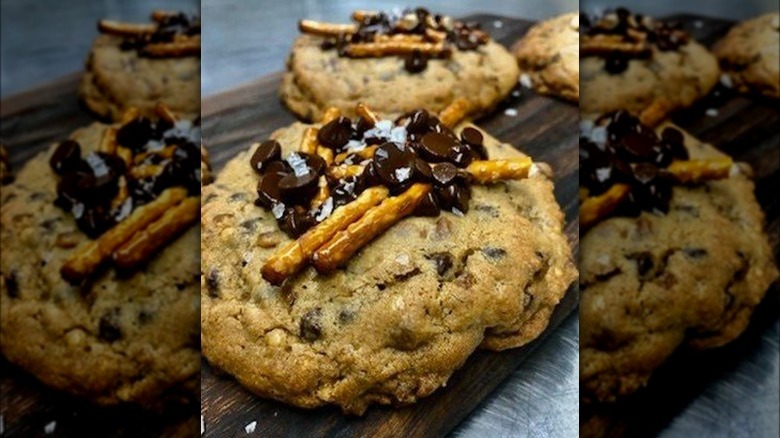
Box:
xmin=200 ymin=102 xmax=576 ymax=414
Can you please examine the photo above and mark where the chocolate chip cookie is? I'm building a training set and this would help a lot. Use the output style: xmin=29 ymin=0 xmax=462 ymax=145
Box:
xmin=513 ymin=12 xmax=579 ymax=101
xmin=280 ymin=8 xmax=519 ymax=121
xmin=79 ymin=12 xmax=200 ymax=122
xmin=714 ymin=12 xmax=780 ymax=99
xmin=201 ymin=108 xmax=576 ymax=414
xmin=580 ymin=9 xmax=719 ymax=125
xmin=579 ymin=112 xmax=778 ymax=403
xmin=0 ymin=112 xmax=203 ymax=406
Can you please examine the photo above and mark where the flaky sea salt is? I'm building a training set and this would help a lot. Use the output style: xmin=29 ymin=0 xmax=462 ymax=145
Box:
xmin=285 ymin=152 xmax=310 ymax=176
xmin=245 ymin=421 xmax=257 ymax=434
xmin=519 ymin=73 xmax=533 ymax=88
xmin=85 ymin=153 xmax=109 ymax=177
xmin=720 ymin=73 xmax=733 ymax=88
xmin=201 ymin=415 xmax=205 ymax=435
xmin=395 ymin=167 xmax=411 ymax=182
xmin=589 ymin=126 xmax=608 ymax=145
xmin=493 ymin=20 xmax=503 ymax=28
xmin=271 ymin=203 xmax=286 ymax=219
xmin=44 ymin=421 xmax=56 ymax=434
xmin=504 ymin=108 xmax=518 ymax=117
xmin=705 ymin=108 xmax=719 ymax=117
xmin=314 ymin=197 xmax=334 ymax=222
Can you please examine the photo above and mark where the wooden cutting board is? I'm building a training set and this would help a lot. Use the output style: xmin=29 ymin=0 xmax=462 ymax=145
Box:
xmin=199 ymin=14 xmax=580 ymax=438
xmin=580 ymin=14 xmax=780 ymax=438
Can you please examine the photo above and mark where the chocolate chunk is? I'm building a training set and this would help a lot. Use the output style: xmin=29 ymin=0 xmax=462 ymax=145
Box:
xmin=278 ymin=206 xmax=315 ymax=238
xmin=419 ymin=132 xmax=458 ymax=162
xmin=116 ymin=117 xmax=154 ymax=151
xmin=414 ymin=191 xmax=441 ymax=217
xmin=372 ymin=142 xmax=416 ymax=187
xmin=482 ymin=247 xmax=507 ymax=260
xmin=413 ymin=158 xmax=433 ymax=182
xmin=256 ymin=169 xmax=287 ymax=209
xmin=435 ymin=183 xmax=470 ymax=214
xmin=206 ymin=269 xmax=220 ymax=298
xmin=49 ymin=140 xmax=82 ymax=175
xmin=250 ymin=140 xmax=282 ymax=174
xmin=406 ymin=110 xmax=431 ymax=135
xmin=300 ymin=308 xmax=323 ymax=341
xmin=427 ymin=252 xmax=453 ymax=276
xmin=404 ymin=50 xmax=428 ymax=73
xmin=77 ymin=206 xmax=116 ymax=238
xmin=317 ymin=117 xmax=353 ymax=149
xmin=98 ymin=309 xmax=122 ymax=343
xmin=461 ymin=127 xmax=487 ymax=159
xmin=4 ymin=271 xmax=18 ymax=298
xmin=278 ymin=171 xmax=320 ymax=204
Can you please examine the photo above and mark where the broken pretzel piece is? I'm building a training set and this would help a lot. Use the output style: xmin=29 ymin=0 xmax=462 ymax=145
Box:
xmin=155 ymin=101 xmax=178 ymax=124
xmin=466 ymin=158 xmax=534 ymax=184
xmin=580 ymin=34 xmax=649 ymax=56
xmin=666 ymin=158 xmax=735 ymax=183
xmin=334 ymin=145 xmax=377 ymax=164
xmin=113 ymin=196 xmax=200 ymax=270
xmin=313 ymin=183 xmax=431 ymax=273
xmin=579 ymin=183 xmax=631 ymax=230
xmin=438 ymin=99 xmax=470 ymax=128
xmin=326 ymin=164 xmax=365 ymax=180
xmin=356 ymin=103 xmax=380 ymax=126
xmin=142 ymin=36 xmax=200 ymax=57
xmin=98 ymin=127 xmax=118 ymax=155
xmin=60 ymin=187 xmax=188 ymax=284
xmin=98 ymin=19 xmax=156 ymax=37
xmin=262 ymin=187 xmax=390 ymax=285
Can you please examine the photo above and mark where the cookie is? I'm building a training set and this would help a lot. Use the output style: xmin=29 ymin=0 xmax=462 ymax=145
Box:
xmin=280 ymin=8 xmax=519 ymax=121
xmin=579 ymin=112 xmax=778 ymax=403
xmin=580 ymin=10 xmax=719 ymax=125
xmin=0 ymin=111 xmax=203 ymax=406
xmin=513 ymin=12 xmax=579 ymax=101
xmin=79 ymin=12 xmax=200 ymax=122
xmin=714 ymin=13 xmax=780 ymax=99
xmin=201 ymin=108 xmax=576 ymax=414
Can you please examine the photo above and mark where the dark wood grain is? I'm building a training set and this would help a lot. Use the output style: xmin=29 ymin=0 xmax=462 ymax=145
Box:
xmin=0 ymin=73 xmax=199 ymax=438
xmin=199 ymin=15 xmax=580 ymax=438
xmin=580 ymin=14 xmax=780 ymax=438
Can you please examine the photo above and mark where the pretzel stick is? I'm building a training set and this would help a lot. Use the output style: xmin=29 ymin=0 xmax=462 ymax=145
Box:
xmin=98 ymin=127 xmax=118 ymax=155
xmin=334 ymin=145 xmax=377 ymax=164
xmin=299 ymin=128 xmax=319 ymax=154
xmin=155 ymin=102 xmax=178 ymax=124
xmin=120 ymin=107 xmax=140 ymax=124
xmin=117 ymin=147 xmax=134 ymax=168
xmin=351 ymin=10 xmax=377 ymax=22
xmin=639 ymin=98 xmax=674 ymax=127
xmin=438 ymin=99 xmax=470 ymax=128
xmin=110 ymin=177 xmax=129 ymax=211
xmin=143 ymin=38 xmax=200 ymax=57
xmin=262 ymin=187 xmax=390 ymax=285
xmin=98 ymin=20 xmax=156 ymax=37
xmin=130 ymin=164 xmax=164 ymax=179
xmin=321 ymin=107 xmax=341 ymax=123
xmin=112 ymin=196 xmax=200 ymax=270
xmin=466 ymin=158 xmax=534 ymax=184
xmin=580 ymin=34 xmax=648 ymax=56
xmin=150 ymin=10 xmax=180 ymax=23
xmin=299 ymin=19 xmax=357 ymax=37
xmin=579 ymin=183 xmax=631 ymax=230
xmin=343 ymin=41 xmax=446 ymax=58
xmin=317 ymin=146 xmax=334 ymax=166
xmin=356 ymin=103 xmax=380 ymax=126
xmin=310 ymin=179 xmax=330 ymax=209
xmin=374 ymin=34 xmax=426 ymax=43
xmin=313 ymin=183 xmax=431 ymax=273
xmin=327 ymin=164 xmax=365 ymax=180
xmin=60 ymin=187 xmax=187 ymax=283
xmin=425 ymin=28 xmax=447 ymax=42
xmin=666 ymin=158 xmax=734 ymax=183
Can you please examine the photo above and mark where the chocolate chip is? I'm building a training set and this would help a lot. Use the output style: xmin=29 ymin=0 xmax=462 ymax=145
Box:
xmin=116 ymin=117 xmax=154 ymax=151
xmin=427 ymin=253 xmax=453 ymax=276
xmin=435 ymin=183 xmax=470 ymax=214
xmin=404 ymin=50 xmax=428 ymax=73
xmin=414 ymin=191 xmax=441 ymax=217
xmin=419 ymin=132 xmax=457 ymax=162
xmin=628 ymin=252 xmax=654 ymax=276
xmin=604 ymin=55 xmax=629 ymax=74
xmin=256 ymin=170 xmax=287 ymax=209
xmin=461 ymin=127 xmax=487 ymax=159
xmin=338 ymin=309 xmax=356 ymax=324
xmin=406 ymin=110 xmax=431 ymax=135
xmin=300 ymin=308 xmax=323 ymax=341
xmin=372 ymin=142 xmax=416 ymax=187
xmin=250 ymin=140 xmax=281 ymax=174
xmin=278 ymin=206 xmax=315 ymax=238
xmin=239 ymin=218 xmax=262 ymax=232
xmin=317 ymin=117 xmax=353 ymax=149
xmin=98 ymin=309 xmax=122 ymax=343
xmin=482 ymin=247 xmax=507 ymax=260
xmin=49 ymin=140 xmax=81 ymax=175
xmin=431 ymin=162 xmax=459 ymax=186
xmin=206 ymin=269 xmax=219 ymax=298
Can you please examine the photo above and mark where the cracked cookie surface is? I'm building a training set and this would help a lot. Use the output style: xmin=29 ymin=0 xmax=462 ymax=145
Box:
xmin=79 ymin=35 xmax=200 ymax=122
xmin=513 ymin=12 xmax=579 ymax=102
xmin=714 ymin=13 xmax=780 ymax=99
xmin=579 ymin=125 xmax=778 ymax=403
xmin=201 ymin=122 xmax=576 ymax=414
xmin=280 ymin=35 xmax=519 ymax=121
xmin=0 ymin=123 xmax=200 ymax=406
